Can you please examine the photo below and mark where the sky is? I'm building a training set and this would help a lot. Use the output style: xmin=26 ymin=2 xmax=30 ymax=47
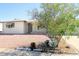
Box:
xmin=0 ymin=3 xmax=41 ymax=20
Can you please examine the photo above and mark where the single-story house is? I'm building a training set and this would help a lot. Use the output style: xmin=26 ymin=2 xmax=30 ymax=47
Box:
xmin=0 ymin=19 xmax=46 ymax=34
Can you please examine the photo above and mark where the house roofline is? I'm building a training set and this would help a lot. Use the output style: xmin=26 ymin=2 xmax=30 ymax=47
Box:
xmin=0 ymin=19 xmax=37 ymax=23
xmin=0 ymin=20 xmax=27 ymax=23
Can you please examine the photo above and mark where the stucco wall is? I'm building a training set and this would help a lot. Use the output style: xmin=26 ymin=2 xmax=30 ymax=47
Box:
xmin=24 ymin=21 xmax=28 ymax=33
xmin=31 ymin=21 xmax=46 ymax=34
xmin=0 ymin=21 xmax=28 ymax=34
xmin=0 ymin=20 xmax=47 ymax=34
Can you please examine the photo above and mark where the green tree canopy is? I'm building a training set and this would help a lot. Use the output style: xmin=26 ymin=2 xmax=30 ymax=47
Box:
xmin=32 ymin=3 xmax=79 ymax=36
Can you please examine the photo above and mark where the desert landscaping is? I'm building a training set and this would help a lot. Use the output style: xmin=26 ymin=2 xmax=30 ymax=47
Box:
xmin=0 ymin=35 xmax=79 ymax=56
xmin=0 ymin=3 xmax=79 ymax=56
xmin=0 ymin=35 xmax=50 ymax=48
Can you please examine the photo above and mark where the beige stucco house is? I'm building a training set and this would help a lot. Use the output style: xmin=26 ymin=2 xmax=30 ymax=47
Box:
xmin=0 ymin=19 xmax=46 ymax=34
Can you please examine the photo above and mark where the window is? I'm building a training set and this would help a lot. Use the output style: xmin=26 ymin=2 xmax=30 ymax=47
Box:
xmin=6 ymin=23 xmax=15 ymax=28
xmin=37 ymin=25 xmax=45 ymax=30
xmin=37 ymin=26 xmax=39 ymax=30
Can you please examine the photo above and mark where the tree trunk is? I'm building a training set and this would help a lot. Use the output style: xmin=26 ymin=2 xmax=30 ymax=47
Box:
xmin=55 ymin=35 xmax=62 ymax=47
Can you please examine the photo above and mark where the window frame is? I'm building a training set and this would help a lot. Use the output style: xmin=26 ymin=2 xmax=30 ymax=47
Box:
xmin=6 ymin=22 xmax=15 ymax=28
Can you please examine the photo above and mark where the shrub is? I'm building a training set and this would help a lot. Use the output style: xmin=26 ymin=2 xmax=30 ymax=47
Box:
xmin=30 ymin=42 xmax=36 ymax=51
xmin=49 ymin=38 xmax=58 ymax=49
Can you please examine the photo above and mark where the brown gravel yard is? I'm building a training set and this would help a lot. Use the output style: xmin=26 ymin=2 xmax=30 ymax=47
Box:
xmin=0 ymin=35 xmax=78 ymax=55
xmin=0 ymin=35 xmax=50 ymax=48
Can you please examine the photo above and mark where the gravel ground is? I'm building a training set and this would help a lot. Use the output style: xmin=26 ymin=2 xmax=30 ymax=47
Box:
xmin=0 ymin=48 xmax=78 ymax=56
xmin=0 ymin=35 xmax=50 ymax=48
xmin=0 ymin=49 xmax=53 ymax=56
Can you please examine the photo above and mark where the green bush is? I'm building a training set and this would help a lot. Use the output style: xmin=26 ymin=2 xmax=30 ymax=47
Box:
xmin=49 ymin=38 xmax=58 ymax=48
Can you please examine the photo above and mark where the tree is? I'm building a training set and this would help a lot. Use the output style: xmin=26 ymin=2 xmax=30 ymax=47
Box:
xmin=30 ymin=4 xmax=79 ymax=44
xmin=32 ymin=3 xmax=79 ymax=36
xmin=30 ymin=3 xmax=79 ymax=49
xmin=27 ymin=8 xmax=39 ymax=19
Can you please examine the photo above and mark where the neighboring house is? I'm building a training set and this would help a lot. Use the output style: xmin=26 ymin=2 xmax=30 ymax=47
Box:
xmin=0 ymin=19 xmax=46 ymax=34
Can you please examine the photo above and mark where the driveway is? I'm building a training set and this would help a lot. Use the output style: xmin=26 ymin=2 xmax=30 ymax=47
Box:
xmin=0 ymin=35 xmax=50 ymax=48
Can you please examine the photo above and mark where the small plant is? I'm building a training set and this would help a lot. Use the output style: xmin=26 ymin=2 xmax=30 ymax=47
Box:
xmin=30 ymin=42 xmax=36 ymax=51
xmin=49 ymin=39 xmax=58 ymax=49
xmin=37 ymin=39 xmax=59 ymax=52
